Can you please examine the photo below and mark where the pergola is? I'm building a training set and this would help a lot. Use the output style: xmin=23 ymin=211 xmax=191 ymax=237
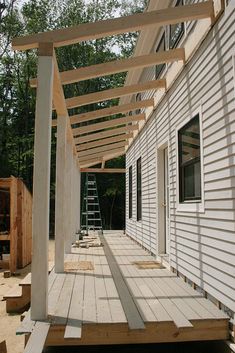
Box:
xmin=12 ymin=0 xmax=221 ymax=322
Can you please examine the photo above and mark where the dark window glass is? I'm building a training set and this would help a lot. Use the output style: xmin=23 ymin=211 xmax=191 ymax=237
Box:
xmin=129 ymin=166 xmax=132 ymax=218
xmin=135 ymin=92 xmax=141 ymax=115
xmin=155 ymin=33 xmax=166 ymax=79
xmin=178 ymin=114 xmax=201 ymax=202
xmin=137 ymin=157 xmax=142 ymax=220
xmin=169 ymin=0 xmax=185 ymax=49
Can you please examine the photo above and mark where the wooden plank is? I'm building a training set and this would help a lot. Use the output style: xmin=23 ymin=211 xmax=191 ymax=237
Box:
xmin=76 ymin=133 xmax=133 ymax=150
xmin=23 ymin=321 xmax=50 ymax=353
xmin=12 ymin=2 xmax=213 ymax=50
xmin=31 ymin=44 xmax=54 ymax=321
xmin=52 ymin=52 xmax=77 ymax=156
xmin=100 ymin=234 xmax=145 ymax=330
xmin=72 ymin=113 xmax=145 ymax=135
xmin=9 ymin=176 xmax=17 ymax=273
xmin=77 ymin=141 xmax=128 ymax=157
xmin=69 ymin=102 xmax=150 ymax=125
xmin=64 ymin=270 xmax=84 ymax=339
xmin=78 ymin=147 xmax=126 ymax=163
xmin=65 ymin=79 xmax=166 ymax=109
xmin=32 ymin=49 xmax=185 ymax=87
xmin=76 ymin=124 xmax=139 ymax=144
xmin=80 ymin=168 xmax=126 ymax=173
xmin=45 ymin=319 xmax=229 ymax=346
xmin=53 ymin=272 xmax=76 ymax=325
xmin=69 ymin=102 xmax=149 ymax=124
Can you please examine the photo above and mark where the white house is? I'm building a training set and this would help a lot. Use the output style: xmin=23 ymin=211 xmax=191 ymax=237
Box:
xmin=125 ymin=0 xmax=235 ymax=317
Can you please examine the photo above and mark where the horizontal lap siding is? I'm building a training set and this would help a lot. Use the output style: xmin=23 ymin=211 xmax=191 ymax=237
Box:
xmin=126 ymin=2 xmax=235 ymax=312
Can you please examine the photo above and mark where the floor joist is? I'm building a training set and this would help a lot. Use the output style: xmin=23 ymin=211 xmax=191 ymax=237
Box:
xmin=12 ymin=1 xmax=213 ymax=50
xmin=72 ymin=113 xmax=145 ymax=136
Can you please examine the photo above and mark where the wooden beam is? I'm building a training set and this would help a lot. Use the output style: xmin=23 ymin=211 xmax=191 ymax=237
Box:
xmin=77 ymin=141 xmax=128 ymax=158
xmin=70 ymin=99 xmax=151 ymax=125
xmin=80 ymin=168 xmax=126 ymax=173
xmin=76 ymin=124 xmax=139 ymax=144
xmin=73 ymin=113 xmax=145 ymax=136
xmin=52 ymin=50 xmax=77 ymax=157
xmin=31 ymin=43 xmax=53 ymax=321
xmin=12 ymin=1 xmax=213 ymax=50
xmin=65 ymin=79 xmax=166 ymax=109
xmin=79 ymin=159 xmax=102 ymax=168
xmin=79 ymin=150 xmax=125 ymax=168
xmin=32 ymin=48 xmax=185 ymax=87
xmin=76 ymin=133 xmax=133 ymax=150
xmin=78 ymin=147 xmax=126 ymax=162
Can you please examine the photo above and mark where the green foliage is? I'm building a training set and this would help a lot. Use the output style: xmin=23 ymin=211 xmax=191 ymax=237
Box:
xmin=0 ymin=0 xmax=146 ymax=231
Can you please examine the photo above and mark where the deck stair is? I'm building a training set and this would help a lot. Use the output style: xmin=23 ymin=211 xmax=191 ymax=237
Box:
xmin=3 ymin=262 xmax=54 ymax=313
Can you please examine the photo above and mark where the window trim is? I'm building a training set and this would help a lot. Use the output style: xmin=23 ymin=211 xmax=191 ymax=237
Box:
xmin=129 ymin=165 xmax=133 ymax=219
xmin=175 ymin=106 xmax=205 ymax=213
xmin=136 ymin=157 xmax=142 ymax=221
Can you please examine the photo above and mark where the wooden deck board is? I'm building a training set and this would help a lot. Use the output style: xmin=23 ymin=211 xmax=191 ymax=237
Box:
xmin=19 ymin=232 xmax=229 ymax=346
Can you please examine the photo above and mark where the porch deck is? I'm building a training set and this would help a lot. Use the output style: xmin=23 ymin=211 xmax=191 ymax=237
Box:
xmin=19 ymin=231 xmax=229 ymax=348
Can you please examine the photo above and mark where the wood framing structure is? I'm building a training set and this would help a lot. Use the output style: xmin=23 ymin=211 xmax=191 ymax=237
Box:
xmin=0 ymin=177 xmax=32 ymax=273
xmin=11 ymin=0 xmax=229 ymax=350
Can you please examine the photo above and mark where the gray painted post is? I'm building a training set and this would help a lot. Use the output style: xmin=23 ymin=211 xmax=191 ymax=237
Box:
xmin=31 ymin=44 xmax=54 ymax=320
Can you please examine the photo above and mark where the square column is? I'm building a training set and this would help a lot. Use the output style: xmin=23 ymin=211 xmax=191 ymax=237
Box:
xmin=31 ymin=43 xmax=54 ymax=320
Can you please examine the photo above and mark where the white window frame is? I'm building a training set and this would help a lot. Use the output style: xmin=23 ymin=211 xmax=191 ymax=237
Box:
xmin=175 ymin=105 xmax=205 ymax=213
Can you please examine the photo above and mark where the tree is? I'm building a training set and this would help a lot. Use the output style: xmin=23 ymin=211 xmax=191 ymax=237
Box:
xmin=0 ymin=0 xmax=147 ymax=231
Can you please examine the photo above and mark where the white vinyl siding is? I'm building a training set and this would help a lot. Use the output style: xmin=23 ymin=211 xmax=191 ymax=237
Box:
xmin=126 ymin=2 xmax=235 ymax=313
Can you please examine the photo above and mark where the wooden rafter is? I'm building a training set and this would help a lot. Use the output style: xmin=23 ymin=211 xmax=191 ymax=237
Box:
xmin=52 ymin=99 xmax=152 ymax=127
xmin=31 ymin=48 xmax=185 ymax=87
xmin=79 ymin=150 xmax=125 ymax=168
xmin=78 ymin=146 xmax=126 ymax=162
xmin=77 ymin=141 xmax=128 ymax=157
xmin=72 ymin=113 xmax=145 ymax=136
xmin=65 ymin=79 xmax=166 ymax=109
xmin=80 ymin=168 xmax=126 ymax=173
xmin=76 ymin=133 xmax=133 ymax=150
xmin=71 ymin=99 xmax=152 ymax=124
xmin=12 ymin=1 xmax=213 ymax=50
xmin=75 ymin=124 xmax=138 ymax=144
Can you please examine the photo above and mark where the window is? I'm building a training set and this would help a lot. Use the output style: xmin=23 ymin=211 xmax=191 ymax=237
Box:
xmin=135 ymin=92 xmax=141 ymax=115
xmin=169 ymin=0 xmax=185 ymax=49
xmin=136 ymin=157 xmax=142 ymax=220
xmin=129 ymin=166 xmax=132 ymax=218
xmin=178 ymin=114 xmax=201 ymax=202
xmin=155 ymin=33 xmax=166 ymax=79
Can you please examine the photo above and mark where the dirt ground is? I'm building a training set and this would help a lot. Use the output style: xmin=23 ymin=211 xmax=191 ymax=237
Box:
xmin=0 ymin=239 xmax=55 ymax=353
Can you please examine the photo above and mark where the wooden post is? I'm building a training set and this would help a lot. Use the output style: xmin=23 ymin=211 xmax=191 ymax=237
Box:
xmin=31 ymin=43 xmax=54 ymax=320
xmin=65 ymin=141 xmax=73 ymax=253
xmin=54 ymin=115 xmax=68 ymax=273
xmin=78 ymin=166 xmax=81 ymax=231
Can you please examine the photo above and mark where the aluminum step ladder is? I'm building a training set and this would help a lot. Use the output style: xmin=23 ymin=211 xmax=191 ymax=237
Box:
xmin=81 ymin=173 xmax=103 ymax=235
